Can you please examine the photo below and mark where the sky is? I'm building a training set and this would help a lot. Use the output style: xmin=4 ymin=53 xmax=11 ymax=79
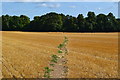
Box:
xmin=1 ymin=0 xmax=120 ymax=2
xmin=2 ymin=2 xmax=118 ymax=20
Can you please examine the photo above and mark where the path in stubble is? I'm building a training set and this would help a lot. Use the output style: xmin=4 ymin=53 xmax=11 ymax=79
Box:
xmin=45 ymin=37 xmax=68 ymax=78
xmin=50 ymin=57 xmax=68 ymax=78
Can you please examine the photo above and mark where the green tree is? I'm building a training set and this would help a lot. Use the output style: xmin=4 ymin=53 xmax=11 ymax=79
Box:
xmin=107 ymin=13 xmax=118 ymax=31
xmin=63 ymin=15 xmax=78 ymax=32
xmin=86 ymin=12 xmax=97 ymax=32
xmin=39 ymin=12 xmax=63 ymax=31
xmin=96 ymin=14 xmax=108 ymax=31
xmin=20 ymin=15 xmax=30 ymax=30
xmin=28 ymin=12 xmax=63 ymax=32
xmin=2 ymin=12 xmax=119 ymax=32
xmin=116 ymin=18 xmax=120 ymax=31
xmin=77 ymin=14 xmax=86 ymax=32
xmin=0 ymin=16 xmax=2 ymax=31
xmin=2 ymin=15 xmax=30 ymax=31
xmin=2 ymin=15 xmax=11 ymax=30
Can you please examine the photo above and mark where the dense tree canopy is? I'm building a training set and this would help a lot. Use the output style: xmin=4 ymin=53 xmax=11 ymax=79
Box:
xmin=2 ymin=15 xmax=30 ymax=31
xmin=1 ymin=12 xmax=120 ymax=32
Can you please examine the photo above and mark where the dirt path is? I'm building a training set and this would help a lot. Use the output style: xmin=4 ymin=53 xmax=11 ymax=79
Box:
xmin=50 ymin=57 xmax=67 ymax=78
xmin=44 ymin=37 xmax=68 ymax=78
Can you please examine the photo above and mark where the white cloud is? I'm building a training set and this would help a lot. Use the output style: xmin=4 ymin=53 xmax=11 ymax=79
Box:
xmin=38 ymin=3 xmax=60 ymax=8
xmin=39 ymin=3 xmax=48 ymax=7
xmin=98 ymin=8 xmax=101 ymax=10
xmin=49 ymin=4 xmax=60 ymax=8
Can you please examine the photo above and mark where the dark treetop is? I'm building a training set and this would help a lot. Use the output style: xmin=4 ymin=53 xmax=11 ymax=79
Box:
xmin=1 ymin=12 xmax=120 ymax=32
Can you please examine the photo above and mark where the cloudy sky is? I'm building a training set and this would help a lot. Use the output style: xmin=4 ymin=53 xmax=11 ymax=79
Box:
xmin=1 ymin=0 xmax=120 ymax=2
xmin=2 ymin=1 xmax=118 ymax=20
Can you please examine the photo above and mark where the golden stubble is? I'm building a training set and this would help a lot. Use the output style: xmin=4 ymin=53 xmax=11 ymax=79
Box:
xmin=2 ymin=31 xmax=118 ymax=78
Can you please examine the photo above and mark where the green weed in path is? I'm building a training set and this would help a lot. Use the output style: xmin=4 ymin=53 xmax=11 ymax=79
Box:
xmin=58 ymin=36 xmax=68 ymax=54
xmin=50 ymin=54 xmax=59 ymax=63
xmin=58 ymin=50 xmax=63 ymax=53
xmin=44 ymin=67 xmax=53 ymax=78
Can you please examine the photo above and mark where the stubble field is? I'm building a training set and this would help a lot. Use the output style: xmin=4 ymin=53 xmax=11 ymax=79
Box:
xmin=1 ymin=31 xmax=118 ymax=78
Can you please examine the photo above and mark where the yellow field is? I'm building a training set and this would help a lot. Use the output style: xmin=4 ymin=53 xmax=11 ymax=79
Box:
xmin=1 ymin=31 xmax=118 ymax=78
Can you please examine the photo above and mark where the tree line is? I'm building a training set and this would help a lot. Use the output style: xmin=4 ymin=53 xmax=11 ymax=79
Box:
xmin=1 ymin=12 xmax=120 ymax=32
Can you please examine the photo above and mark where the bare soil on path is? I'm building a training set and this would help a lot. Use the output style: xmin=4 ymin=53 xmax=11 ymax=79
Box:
xmin=49 ymin=57 xmax=67 ymax=78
